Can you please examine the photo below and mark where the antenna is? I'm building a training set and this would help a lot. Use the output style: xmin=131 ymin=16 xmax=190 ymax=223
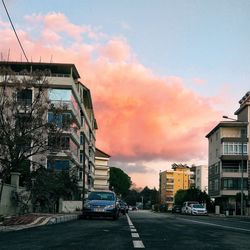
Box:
xmin=7 ymin=48 xmax=10 ymax=61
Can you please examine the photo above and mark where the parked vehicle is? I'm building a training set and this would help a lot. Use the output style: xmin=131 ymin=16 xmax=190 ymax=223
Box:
xmin=189 ymin=204 xmax=208 ymax=216
xmin=181 ymin=201 xmax=199 ymax=214
xmin=172 ymin=205 xmax=182 ymax=213
xmin=119 ymin=201 xmax=129 ymax=215
xmin=82 ymin=191 xmax=120 ymax=220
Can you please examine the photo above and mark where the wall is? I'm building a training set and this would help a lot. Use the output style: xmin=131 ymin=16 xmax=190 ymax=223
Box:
xmin=59 ymin=200 xmax=82 ymax=213
xmin=0 ymin=184 xmax=29 ymax=216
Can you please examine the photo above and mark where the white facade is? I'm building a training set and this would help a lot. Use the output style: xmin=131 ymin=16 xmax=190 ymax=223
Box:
xmin=195 ymin=165 xmax=208 ymax=192
xmin=94 ymin=149 xmax=110 ymax=190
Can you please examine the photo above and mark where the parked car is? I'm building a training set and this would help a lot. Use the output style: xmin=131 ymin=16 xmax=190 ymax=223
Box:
xmin=82 ymin=190 xmax=120 ymax=220
xmin=188 ymin=204 xmax=208 ymax=216
xmin=172 ymin=205 xmax=182 ymax=213
xmin=181 ymin=201 xmax=199 ymax=214
xmin=119 ymin=201 xmax=129 ymax=215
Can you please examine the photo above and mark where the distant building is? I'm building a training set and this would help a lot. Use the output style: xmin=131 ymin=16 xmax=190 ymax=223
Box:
xmin=190 ymin=165 xmax=208 ymax=192
xmin=94 ymin=148 xmax=110 ymax=191
xmin=159 ymin=164 xmax=191 ymax=209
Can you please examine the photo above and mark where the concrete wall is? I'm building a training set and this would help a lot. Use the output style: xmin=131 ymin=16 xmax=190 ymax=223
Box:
xmin=59 ymin=200 xmax=82 ymax=213
xmin=0 ymin=184 xmax=29 ymax=216
xmin=0 ymin=173 xmax=31 ymax=216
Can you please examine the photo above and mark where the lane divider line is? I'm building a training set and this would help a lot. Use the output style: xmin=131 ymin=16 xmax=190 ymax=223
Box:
xmin=179 ymin=217 xmax=250 ymax=232
xmin=131 ymin=233 xmax=140 ymax=238
xmin=133 ymin=240 xmax=145 ymax=248
xmin=126 ymin=213 xmax=145 ymax=249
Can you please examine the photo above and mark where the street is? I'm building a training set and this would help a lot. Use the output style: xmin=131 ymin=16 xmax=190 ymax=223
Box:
xmin=0 ymin=210 xmax=250 ymax=250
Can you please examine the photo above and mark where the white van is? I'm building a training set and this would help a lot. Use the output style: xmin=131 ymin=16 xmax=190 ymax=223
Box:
xmin=181 ymin=201 xmax=199 ymax=214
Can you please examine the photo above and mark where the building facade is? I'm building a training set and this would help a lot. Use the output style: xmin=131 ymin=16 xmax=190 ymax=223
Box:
xmin=190 ymin=165 xmax=208 ymax=192
xmin=159 ymin=164 xmax=191 ymax=209
xmin=94 ymin=148 xmax=110 ymax=191
xmin=0 ymin=61 xmax=97 ymax=196
xmin=206 ymin=92 xmax=250 ymax=214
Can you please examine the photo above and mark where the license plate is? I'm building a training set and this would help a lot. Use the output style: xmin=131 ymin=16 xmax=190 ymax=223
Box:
xmin=94 ymin=208 xmax=104 ymax=212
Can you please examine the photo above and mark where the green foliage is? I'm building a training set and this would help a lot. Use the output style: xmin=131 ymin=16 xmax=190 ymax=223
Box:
xmin=30 ymin=167 xmax=80 ymax=213
xmin=174 ymin=188 xmax=213 ymax=211
xmin=109 ymin=167 xmax=132 ymax=197
xmin=124 ymin=187 xmax=159 ymax=208
xmin=124 ymin=189 xmax=140 ymax=206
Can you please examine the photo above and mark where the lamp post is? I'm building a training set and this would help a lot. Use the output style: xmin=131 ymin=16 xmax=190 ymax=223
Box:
xmin=223 ymin=116 xmax=246 ymax=216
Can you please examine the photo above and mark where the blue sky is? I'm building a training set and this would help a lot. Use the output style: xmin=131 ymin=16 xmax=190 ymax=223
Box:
xmin=1 ymin=0 xmax=250 ymax=187
xmin=4 ymin=0 xmax=250 ymax=104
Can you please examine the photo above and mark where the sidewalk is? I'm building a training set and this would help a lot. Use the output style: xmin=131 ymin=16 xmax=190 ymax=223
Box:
xmin=0 ymin=213 xmax=80 ymax=232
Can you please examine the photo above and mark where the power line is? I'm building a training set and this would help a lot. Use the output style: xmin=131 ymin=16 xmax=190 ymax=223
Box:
xmin=2 ymin=0 xmax=29 ymax=62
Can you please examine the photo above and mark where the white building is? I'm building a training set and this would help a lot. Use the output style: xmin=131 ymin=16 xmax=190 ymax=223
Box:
xmin=195 ymin=165 xmax=208 ymax=192
xmin=94 ymin=148 xmax=110 ymax=191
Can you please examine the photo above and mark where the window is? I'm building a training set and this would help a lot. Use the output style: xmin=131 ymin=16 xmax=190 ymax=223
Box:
xmin=80 ymin=153 xmax=83 ymax=163
xmin=223 ymin=142 xmax=247 ymax=155
xmin=222 ymin=178 xmax=248 ymax=190
xmin=17 ymin=89 xmax=32 ymax=105
xmin=47 ymin=160 xmax=70 ymax=170
xmin=214 ymin=179 xmax=219 ymax=191
xmin=80 ymin=134 xmax=84 ymax=145
xmin=48 ymin=135 xmax=70 ymax=150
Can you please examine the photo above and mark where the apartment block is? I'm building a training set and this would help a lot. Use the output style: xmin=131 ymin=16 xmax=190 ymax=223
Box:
xmin=206 ymin=91 xmax=250 ymax=214
xmin=159 ymin=164 xmax=191 ymax=209
xmin=0 ymin=61 xmax=97 ymax=195
xmin=190 ymin=165 xmax=208 ymax=192
xmin=94 ymin=148 xmax=110 ymax=191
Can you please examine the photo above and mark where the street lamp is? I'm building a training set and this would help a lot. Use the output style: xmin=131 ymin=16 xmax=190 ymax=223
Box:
xmin=223 ymin=115 xmax=247 ymax=216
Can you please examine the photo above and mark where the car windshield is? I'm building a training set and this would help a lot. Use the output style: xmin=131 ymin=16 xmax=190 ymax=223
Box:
xmin=193 ymin=204 xmax=204 ymax=208
xmin=88 ymin=192 xmax=115 ymax=201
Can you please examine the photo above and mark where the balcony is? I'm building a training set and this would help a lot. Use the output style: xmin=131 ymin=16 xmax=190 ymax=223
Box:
xmin=50 ymin=100 xmax=81 ymax=126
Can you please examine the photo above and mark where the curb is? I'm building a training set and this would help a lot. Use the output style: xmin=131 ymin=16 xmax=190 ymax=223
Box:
xmin=0 ymin=214 xmax=80 ymax=232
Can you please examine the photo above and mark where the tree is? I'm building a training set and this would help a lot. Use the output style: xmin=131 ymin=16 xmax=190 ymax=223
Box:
xmin=0 ymin=67 xmax=72 ymax=205
xmin=174 ymin=188 xmax=213 ymax=211
xmin=30 ymin=167 xmax=80 ymax=213
xmin=140 ymin=186 xmax=159 ymax=208
xmin=109 ymin=167 xmax=132 ymax=197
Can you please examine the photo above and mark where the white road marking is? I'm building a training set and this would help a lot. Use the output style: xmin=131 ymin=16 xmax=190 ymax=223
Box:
xmin=133 ymin=240 xmax=145 ymax=248
xmin=179 ymin=217 xmax=250 ymax=232
xmin=126 ymin=213 xmax=145 ymax=248
xmin=131 ymin=233 xmax=140 ymax=238
xmin=126 ymin=213 xmax=133 ymax=226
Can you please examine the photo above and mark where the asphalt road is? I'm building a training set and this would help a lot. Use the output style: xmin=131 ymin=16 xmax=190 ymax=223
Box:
xmin=0 ymin=210 xmax=249 ymax=250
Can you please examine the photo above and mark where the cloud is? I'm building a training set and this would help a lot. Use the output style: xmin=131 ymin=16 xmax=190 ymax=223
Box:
xmin=192 ymin=78 xmax=206 ymax=85
xmin=111 ymin=161 xmax=156 ymax=174
xmin=0 ymin=13 xmax=223 ymax=186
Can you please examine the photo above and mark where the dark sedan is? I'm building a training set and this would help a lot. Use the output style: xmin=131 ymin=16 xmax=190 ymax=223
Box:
xmin=82 ymin=191 xmax=120 ymax=220
xmin=172 ymin=205 xmax=182 ymax=213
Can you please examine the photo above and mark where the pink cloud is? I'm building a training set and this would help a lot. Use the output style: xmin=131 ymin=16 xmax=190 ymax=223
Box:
xmin=193 ymin=78 xmax=206 ymax=85
xmin=98 ymin=38 xmax=132 ymax=62
xmin=0 ymin=14 xmax=222 ymax=166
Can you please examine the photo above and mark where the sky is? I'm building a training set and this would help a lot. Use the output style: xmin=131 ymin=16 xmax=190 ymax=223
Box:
xmin=0 ymin=0 xmax=249 ymax=188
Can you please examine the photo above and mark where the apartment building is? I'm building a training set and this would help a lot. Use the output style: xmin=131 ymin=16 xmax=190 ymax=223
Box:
xmin=76 ymin=83 xmax=97 ymax=194
xmin=206 ymin=92 xmax=249 ymax=214
xmin=94 ymin=148 xmax=110 ymax=191
xmin=0 ymin=61 xmax=97 ymax=195
xmin=190 ymin=165 xmax=208 ymax=192
xmin=159 ymin=164 xmax=190 ymax=209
